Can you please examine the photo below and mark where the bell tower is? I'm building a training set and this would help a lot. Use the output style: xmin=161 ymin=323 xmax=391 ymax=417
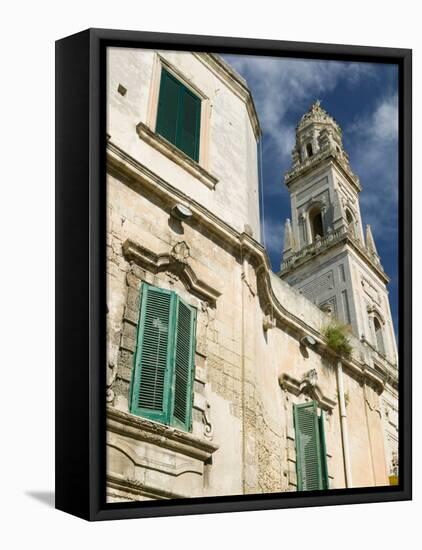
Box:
xmin=279 ymin=100 xmax=397 ymax=366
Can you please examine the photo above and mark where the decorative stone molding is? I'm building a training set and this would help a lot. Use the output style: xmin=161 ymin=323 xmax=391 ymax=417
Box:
xmin=279 ymin=370 xmax=337 ymax=412
xmin=122 ymin=238 xmax=221 ymax=306
xmin=202 ymin=400 xmax=214 ymax=440
xmin=136 ymin=121 xmax=218 ymax=190
xmin=107 ymin=407 xmax=219 ymax=463
xmin=367 ymin=304 xmax=385 ymax=325
xmin=171 ymin=240 xmax=190 ymax=263
xmin=106 ymin=360 xmax=118 ymax=403
xmin=107 ymin=473 xmax=188 ymax=500
xmin=193 ymin=392 xmax=214 ymax=440
xmin=297 ymin=100 xmax=341 ymax=134
xmin=319 ymin=297 xmax=337 ymax=318
xmin=279 ymin=224 xmax=388 ymax=284
xmin=263 ymin=314 xmax=276 ymax=331
xmin=285 ymin=146 xmax=361 ymax=192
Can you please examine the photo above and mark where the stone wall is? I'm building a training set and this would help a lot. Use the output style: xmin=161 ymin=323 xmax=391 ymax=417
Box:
xmin=106 ymin=163 xmax=390 ymax=501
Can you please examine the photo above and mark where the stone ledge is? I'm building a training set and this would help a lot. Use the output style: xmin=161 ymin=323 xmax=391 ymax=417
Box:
xmin=107 ymin=473 xmax=188 ymax=500
xmin=136 ymin=121 xmax=218 ymax=190
xmin=280 ymin=227 xmax=388 ymax=284
xmin=107 ymin=407 xmax=219 ymax=463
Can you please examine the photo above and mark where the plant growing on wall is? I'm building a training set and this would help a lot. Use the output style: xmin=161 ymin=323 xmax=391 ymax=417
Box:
xmin=323 ymin=322 xmax=352 ymax=358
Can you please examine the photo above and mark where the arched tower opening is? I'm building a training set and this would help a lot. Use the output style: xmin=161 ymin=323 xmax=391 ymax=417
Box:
xmin=373 ymin=316 xmax=385 ymax=355
xmin=346 ymin=208 xmax=356 ymax=238
xmin=306 ymin=142 xmax=313 ymax=158
xmin=309 ymin=206 xmax=324 ymax=241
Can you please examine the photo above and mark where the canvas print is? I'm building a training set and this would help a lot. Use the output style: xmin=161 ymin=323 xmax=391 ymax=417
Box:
xmin=105 ymin=47 xmax=398 ymax=503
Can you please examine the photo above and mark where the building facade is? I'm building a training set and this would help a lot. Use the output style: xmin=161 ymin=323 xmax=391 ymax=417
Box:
xmin=106 ymin=48 xmax=398 ymax=502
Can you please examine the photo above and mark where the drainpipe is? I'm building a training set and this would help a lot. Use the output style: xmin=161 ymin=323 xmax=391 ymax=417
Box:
xmin=241 ymin=254 xmax=247 ymax=494
xmin=336 ymin=359 xmax=353 ymax=487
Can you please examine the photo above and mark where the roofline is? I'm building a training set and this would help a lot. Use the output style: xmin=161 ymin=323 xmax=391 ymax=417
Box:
xmin=193 ymin=52 xmax=262 ymax=140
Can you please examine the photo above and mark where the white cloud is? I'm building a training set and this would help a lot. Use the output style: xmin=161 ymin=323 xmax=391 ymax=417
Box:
xmin=344 ymin=94 xmax=398 ymax=244
xmin=372 ymin=94 xmax=398 ymax=141
xmin=225 ymin=54 xmax=376 ymax=161
xmin=348 ymin=94 xmax=398 ymax=142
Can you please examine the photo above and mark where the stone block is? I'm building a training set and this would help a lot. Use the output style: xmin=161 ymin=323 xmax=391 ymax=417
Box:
xmin=122 ymin=322 xmax=137 ymax=341
xmin=120 ymin=334 xmax=136 ymax=352
xmin=126 ymin=287 xmax=141 ymax=310
xmin=124 ymin=306 xmax=139 ymax=325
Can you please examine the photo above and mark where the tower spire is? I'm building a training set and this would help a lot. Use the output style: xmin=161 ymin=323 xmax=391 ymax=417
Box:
xmin=366 ymin=224 xmax=380 ymax=264
xmin=283 ymin=218 xmax=295 ymax=258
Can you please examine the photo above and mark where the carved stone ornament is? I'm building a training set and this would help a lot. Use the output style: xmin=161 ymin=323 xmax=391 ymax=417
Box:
xmin=279 ymin=371 xmax=337 ymax=412
xmin=122 ymin=239 xmax=221 ymax=306
xmin=263 ymin=314 xmax=276 ymax=331
xmin=166 ymin=271 xmax=179 ymax=285
xmin=301 ymin=368 xmax=318 ymax=388
xmin=297 ymin=99 xmax=342 ymax=135
xmin=171 ymin=241 xmax=190 ymax=264
xmin=107 ymin=407 xmax=219 ymax=463
xmin=106 ymin=360 xmax=118 ymax=403
xmin=203 ymin=400 xmax=214 ymax=440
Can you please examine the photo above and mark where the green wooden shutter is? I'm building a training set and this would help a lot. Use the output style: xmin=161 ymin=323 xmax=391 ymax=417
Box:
xmin=130 ymin=284 xmax=175 ymax=424
xmin=155 ymin=67 xmax=201 ymax=162
xmin=156 ymin=69 xmax=180 ymax=146
xmin=319 ymin=410 xmax=329 ymax=489
xmin=294 ymin=401 xmax=324 ymax=491
xmin=171 ymin=297 xmax=196 ymax=431
xmin=178 ymin=87 xmax=201 ymax=161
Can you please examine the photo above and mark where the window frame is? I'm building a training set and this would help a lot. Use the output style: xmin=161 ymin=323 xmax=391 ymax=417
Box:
xmin=373 ymin=315 xmax=386 ymax=355
xmin=129 ymin=282 xmax=197 ymax=432
xmin=155 ymin=67 xmax=202 ymax=162
xmin=146 ymin=54 xmax=211 ymax=170
xmin=308 ymin=205 xmax=325 ymax=241
xmin=293 ymin=400 xmax=329 ymax=491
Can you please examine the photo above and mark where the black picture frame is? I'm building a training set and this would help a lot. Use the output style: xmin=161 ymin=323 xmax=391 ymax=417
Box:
xmin=55 ymin=28 xmax=412 ymax=521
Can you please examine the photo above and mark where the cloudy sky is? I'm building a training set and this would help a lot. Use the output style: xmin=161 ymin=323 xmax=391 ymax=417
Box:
xmin=223 ymin=54 xmax=399 ymax=335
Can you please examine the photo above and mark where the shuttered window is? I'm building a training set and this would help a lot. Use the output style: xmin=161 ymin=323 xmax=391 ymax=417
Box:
xmin=294 ymin=401 xmax=329 ymax=491
xmin=155 ymin=67 xmax=201 ymax=162
xmin=130 ymin=283 xmax=196 ymax=431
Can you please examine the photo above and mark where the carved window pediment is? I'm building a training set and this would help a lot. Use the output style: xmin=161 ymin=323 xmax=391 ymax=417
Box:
xmin=122 ymin=238 xmax=221 ymax=306
xmin=279 ymin=370 xmax=337 ymax=413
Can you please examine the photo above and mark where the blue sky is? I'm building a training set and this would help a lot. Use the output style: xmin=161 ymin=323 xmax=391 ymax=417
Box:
xmin=223 ymin=54 xmax=399 ymax=335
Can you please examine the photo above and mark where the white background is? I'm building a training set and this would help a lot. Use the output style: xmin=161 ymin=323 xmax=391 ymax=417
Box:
xmin=0 ymin=1 xmax=419 ymax=548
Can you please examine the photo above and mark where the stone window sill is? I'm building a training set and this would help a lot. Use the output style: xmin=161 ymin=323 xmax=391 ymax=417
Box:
xmin=136 ymin=121 xmax=218 ymax=190
xmin=107 ymin=406 xmax=219 ymax=463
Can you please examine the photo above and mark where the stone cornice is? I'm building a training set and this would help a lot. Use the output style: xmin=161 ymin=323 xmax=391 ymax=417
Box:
xmin=107 ymin=142 xmax=395 ymax=393
xmin=279 ymin=226 xmax=389 ymax=285
xmin=136 ymin=121 xmax=218 ymax=190
xmin=107 ymin=473 xmax=188 ymax=500
xmin=107 ymin=407 xmax=219 ymax=463
xmin=193 ymin=52 xmax=262 ymax=141
xmin=285 ymin=148 xmax=362 ymax=193
xmin=107 ymin=141 xmax=242 ymax=248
